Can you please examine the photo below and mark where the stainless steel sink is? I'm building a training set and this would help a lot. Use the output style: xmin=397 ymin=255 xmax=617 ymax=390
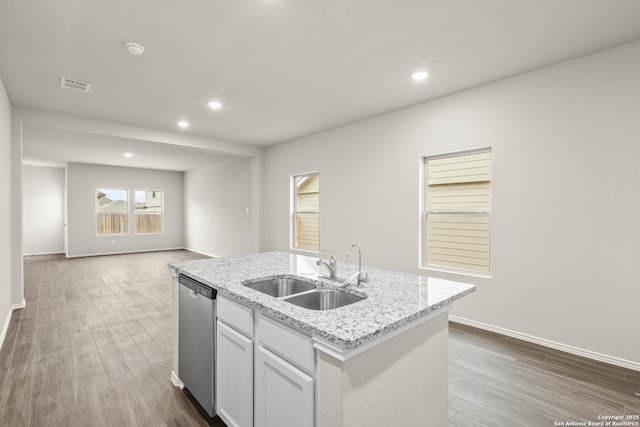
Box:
xmin=283 ymin=289 xmax=366 ymax=310
xmin=244 ymin=277 xmax=316 ymax=297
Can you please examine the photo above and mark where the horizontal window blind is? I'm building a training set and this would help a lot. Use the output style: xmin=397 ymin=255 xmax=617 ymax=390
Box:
xmin=425 ymin=150 xmax=491 ymax=274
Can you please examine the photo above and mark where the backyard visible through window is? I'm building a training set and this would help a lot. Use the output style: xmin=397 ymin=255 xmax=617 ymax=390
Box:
xmin=424 ymin=150 xmax=491 ymax=274
xmin=96 ymin=188 xmax=128 ymax=235
xmin=135 ymin=190 xmax=163 ymax=234
xmin=293 ymin=173 xmax=319 ymax=251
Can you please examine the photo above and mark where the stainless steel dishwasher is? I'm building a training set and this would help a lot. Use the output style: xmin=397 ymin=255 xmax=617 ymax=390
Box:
xmin=178 ymin=274 xmax=216 ymax=417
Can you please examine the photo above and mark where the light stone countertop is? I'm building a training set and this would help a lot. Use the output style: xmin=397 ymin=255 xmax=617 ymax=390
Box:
xmin=168 ymin=251 xmax=475 ymax=350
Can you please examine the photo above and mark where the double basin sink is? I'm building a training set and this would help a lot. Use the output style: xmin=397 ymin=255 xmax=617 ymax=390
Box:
xmin=243 ymin=277 xmax=366 ymax=311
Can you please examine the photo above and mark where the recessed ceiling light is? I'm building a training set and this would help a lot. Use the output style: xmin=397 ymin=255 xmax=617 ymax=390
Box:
xmin=411 ymin=70 xmax=429 ymax=81
xmin=177 ymin=121 xmax=189 ymax=129
xmin=126 ymin=42 xmax=145 ymax=56
xmin=208 ymin=100 xmax=222 ymax=110
xmin=124 ymin=152 xmax=133 ymax=158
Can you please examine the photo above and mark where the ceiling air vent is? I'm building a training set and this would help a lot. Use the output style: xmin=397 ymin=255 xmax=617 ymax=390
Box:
xmin=60 ymin=77 xmax=91 ymax=93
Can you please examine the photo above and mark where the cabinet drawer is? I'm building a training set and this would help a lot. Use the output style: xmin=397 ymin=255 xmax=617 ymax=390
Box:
xmin=218 ymin=296 xmax=254 ymax=337
xmin=256 ymin=314 xmax=313 ymax=374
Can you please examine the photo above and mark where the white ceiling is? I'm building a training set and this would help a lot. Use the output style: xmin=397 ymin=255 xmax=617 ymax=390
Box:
xmin=2 ymin=0 xmax=640 ymax=170
xmin=22 ymin=124 xmax=231 ymax=171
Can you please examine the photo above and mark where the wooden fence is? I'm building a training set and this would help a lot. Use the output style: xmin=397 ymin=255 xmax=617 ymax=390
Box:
xmin=135 ymin=213 xmax=163 ymax=234
xmin=97 ymin=213 xmax=162 ymax=234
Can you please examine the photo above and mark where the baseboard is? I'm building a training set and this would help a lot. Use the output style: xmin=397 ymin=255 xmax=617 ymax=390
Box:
xmin=65 ymin=247 xmax=186 ymax=259
xmin=170 ymin=371 xmax=184 ymax=389
xmin=449 ymin=315 xmax=640 ymax=372
xmin=0 ymin=309 xmax=12 ymax=352
xmin=23 ymin=251 xmax=65 ymax=256
xmin=182 ymin=247 xmax=220 ymax=258
xmin=11 ymin=298 xmax=26 ymax=309
xmin=0 ymin=298 xmax=25 ymax=352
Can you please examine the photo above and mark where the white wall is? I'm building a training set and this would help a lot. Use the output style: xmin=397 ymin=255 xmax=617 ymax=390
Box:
xmin=0 ymin=74 xmax=12 ymax=343
xmin=66 ymin=163 xmax=184 ymax=257
xmin=262 ymin=41 xmax=640 ymax=367
xmin=184 ymin=157 xmax=255 ymax=257
xmin=23 ymin=165 xmax=65 ymax=255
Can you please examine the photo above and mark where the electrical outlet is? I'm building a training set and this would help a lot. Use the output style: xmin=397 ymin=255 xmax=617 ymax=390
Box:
xmin=112 ymin=240 xmax=116 ymax=245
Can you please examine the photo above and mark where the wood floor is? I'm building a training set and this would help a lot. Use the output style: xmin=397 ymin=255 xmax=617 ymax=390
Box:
xmin=0 ymin=251 xmax=637 ymax=426
xmin=448 ymin=324 xmax=640 ymax=426
xmin=0 ymin=250 xmax=224 ymax=427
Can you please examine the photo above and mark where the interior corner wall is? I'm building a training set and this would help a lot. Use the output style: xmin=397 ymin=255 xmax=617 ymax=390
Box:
xmin=262 ymin=41 xmax=640 ymax=366
xmin=66 ymin=163 xmax=184 ymax=257
xmin=184 ymin=156 xmax=254 ymax=257
xmin=0 ymin=74 xmax=12 ymax=340
xmin=23 ymin=165 xmax=65 ymax=255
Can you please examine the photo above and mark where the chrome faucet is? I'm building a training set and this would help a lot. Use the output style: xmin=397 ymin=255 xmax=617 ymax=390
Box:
xmin=346 ymin=243 xmax=368 ymax=287
xmin=316 ymin=248 xmax=338 ymax=280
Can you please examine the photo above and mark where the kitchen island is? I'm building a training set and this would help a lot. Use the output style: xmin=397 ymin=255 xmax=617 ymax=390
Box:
xmin=168 ymin=251 xmax=475 ymax=427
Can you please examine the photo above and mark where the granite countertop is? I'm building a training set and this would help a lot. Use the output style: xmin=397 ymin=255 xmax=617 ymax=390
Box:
xmin=168 ymin=251 xmax=475 ymax=350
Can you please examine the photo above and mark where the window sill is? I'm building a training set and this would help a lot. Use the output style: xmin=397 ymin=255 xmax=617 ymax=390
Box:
xmin=289 ymin=247 xmax=319 ymax=256
xmin=419 ymin=265 xmax=491 ymax=280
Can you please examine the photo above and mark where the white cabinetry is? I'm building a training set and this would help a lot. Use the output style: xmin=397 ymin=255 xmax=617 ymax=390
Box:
xmin=216 ymin=297 xmax=254 ymax=427
xmin=255 ymin=345 xmax=314 ymax=427
xmin=216 ymin=297 xmax=315 ymax=427
xmin=255 ymin=314 xmax=314 ymax=427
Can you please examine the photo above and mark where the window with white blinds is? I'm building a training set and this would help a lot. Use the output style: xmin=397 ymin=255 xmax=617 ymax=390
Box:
xmin=292 ymin=172 xmax=319 ymax=252
xmin=423 ymin=150 xmax=491 ymax=274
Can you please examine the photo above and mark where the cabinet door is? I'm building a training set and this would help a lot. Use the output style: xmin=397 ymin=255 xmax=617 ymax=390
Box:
xmin=216 ymin=321 xmax=253 ymax=427
xmin=255 ymin=345 xmax=314 ymax=427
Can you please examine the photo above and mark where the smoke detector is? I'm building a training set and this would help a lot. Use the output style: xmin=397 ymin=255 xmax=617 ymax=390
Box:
xmin=60 ymin=77 xmax=91 ymax=93
xmin=126 ymin=42 xmax=145 ymax=56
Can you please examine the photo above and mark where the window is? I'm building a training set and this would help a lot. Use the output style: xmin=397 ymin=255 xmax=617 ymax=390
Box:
xmin=135 ymin=190 xmax=164 ymax=234
xmin=292 ymin=173 xmax=319 ymax=252
xmin=96 ymin=188 xmax=129 ymax=235
xmin=422 ymin=149 xmax=491 ymax=274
